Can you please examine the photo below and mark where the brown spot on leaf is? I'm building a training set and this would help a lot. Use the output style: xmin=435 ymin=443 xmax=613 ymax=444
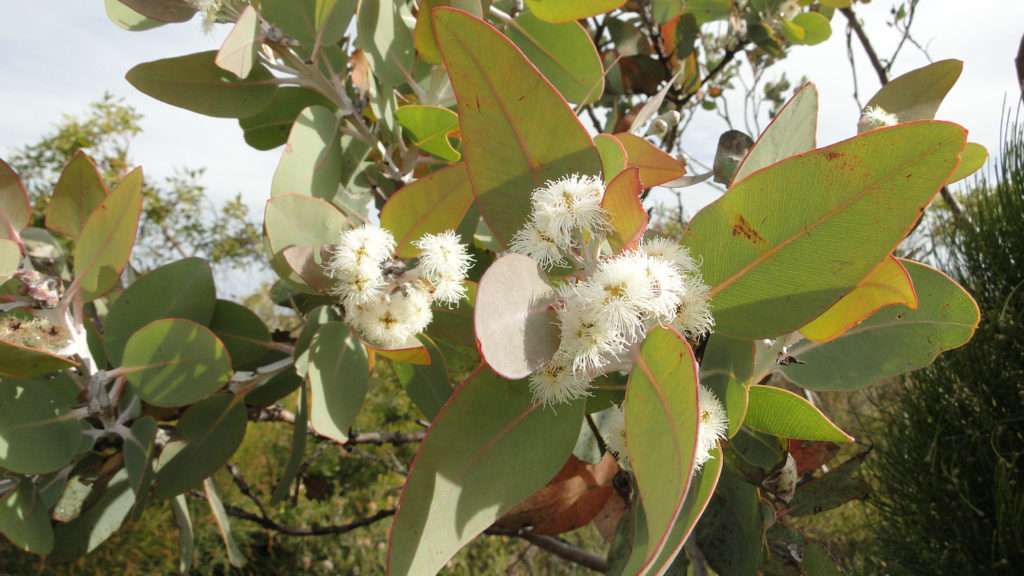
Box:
xmin=731 ymin=214 xmax=766 ymax=247
xmin=824 ymin=151 xmax=843 ymax=161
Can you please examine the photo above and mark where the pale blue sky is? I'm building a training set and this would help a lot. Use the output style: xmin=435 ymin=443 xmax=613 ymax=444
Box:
xmin=1 ymin=2 xmax=1021 ymax=220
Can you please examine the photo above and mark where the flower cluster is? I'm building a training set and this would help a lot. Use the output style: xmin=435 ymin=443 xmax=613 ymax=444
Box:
xmin=509 ymin=176 xmax=715 ymax=407
xmin=859 ymin=105 xmax=899 ymax=130
xmin=601 ymin=384 xmax=728 ymax=473
xmin=326 ymin=225 xmax=472 ymax=349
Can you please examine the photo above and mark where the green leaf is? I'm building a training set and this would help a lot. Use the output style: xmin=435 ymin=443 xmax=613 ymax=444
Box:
xmin=780 ymin=260 xmax=979 ymax=391
xmin=743 ymin=386 xmax=853 ymax=442
xmin=601 ymin=167 xmax=647 ymax=253
xmin=861 ymin=60 xmax=963 ymax=130
xmin=308 ymin=322 xmax=369 ymax=443
xmin=625 ymin=326 xmax=700 ymax=572
xmin=264 ymin=193 xmax=352 ymax=291
xmin=357 ymin=0 xmax=416 ymax=88
xmin=682 ymin=0 xmax=731 ymax=24
xmin=699 ymin=334 xmax=755 ymax=438
xmin=395 ymin=335 xmax=452 ymax=420
xmin=594 ymin=133 xmax=627 ymax=184
xmin=50 ymin=468 xmax=135 ymax=562
xmin=395 ymin=105 xmax=461 ymax=161
xmin=694 ymin=465 xmax=762 ymax=576
xmin=271 ymin=106 xmax=343 ymax=199
xmin=0 ymin=379 xmax=81 ymax=474
xmin=314 ymin=0 xmax=358 ymax=46
xmin=116 ymin=0 xmax=195 ymax=22
xmin=787 ymin=12 xmax=831 ymax=46
xmin=270 ymin=382 xmax=308 ymax=504
xmin=615 ymin=133 xmax=687 ymax=187
xmin=649 ymin=448 xmax=724 ymax=573
xmin=788 ymin=452 xmax=871 ymax=516
xmin=215 ymin=5 xmax=259 ymax=79
xmin=799 ymin=255 xmax=916 ymax=343
xmin=433 ymin=8 xmax=602 ymax=247
xmin=803 ymin=541 xmax=844 ymax=575
xmin=153 ymin=394 xmax=248 ymax=498
xmin=388 ymin=367 xmax=584 ymax=576
xmin=262 ymin=0 xmax=316 ymax=47
xmin=0 ymin=340 xmax=77 ymax=378
xmin=523 ymin=0 xmax=625 ymax=22
xmin=427 ymin=281 xmax=477 ymax=349
xmin=126 ymin=51 xmax=277 ymax=118
xmin=46 ymin=151 xmax=109 ymax=240
xmin=209 ymin=299 xmax=272 ymax=368
xmin=474 ymin=254 xmax=560 ymax=379
xmin=239 ymin=87 xmax=334 ymax=151
xmin=414 ymin=0 xmax=485 ymax=64
xmin=948 ymin=142 xmax=987 ymax=184
xmin=0 ymin=157 xmax=30 ymax=241
xmin=244 ymin=362 xmax=303 ymax=406
xmin=104 ymin=0 xmax=165 ymax=31
xmin=204 ymin=477 xmax=247 ymax=567
xmin=505 ymin=12 xmax=604 ymax=105
xmin=122 ymin=415 xmax=157 ymax=519
xmin=72 ymin=167 xmax=142 ymax=302
xmin=734 ymin=83 xmax=817 ymax=184
xmin=294 ymin=305 xmax=343 ymax=377
xmin=283 ymin=245 xmax=335 ymax=294
xmin=0 ymin=480 xmax=53 ymax=554
xmin=683 ymin=122 xmax=966 ymax=339
xmin=121 ymin=318 xmax=232 ymax=408
xmin=381 ymin=163 xmax=474 ymax=258
xmin=169 ymin=494 xmax=194 ymax=573
xmin=104 ymin=257 xmax=216 ymax=366
xmin=0 ymin=239 xmax=19 ymax=280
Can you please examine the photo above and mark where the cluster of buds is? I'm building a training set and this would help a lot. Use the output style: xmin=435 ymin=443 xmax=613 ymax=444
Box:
xmin=510 ymin=174 xmax=715 ymax=407
xmin=325 ymin=225 xmax=472 ymax=349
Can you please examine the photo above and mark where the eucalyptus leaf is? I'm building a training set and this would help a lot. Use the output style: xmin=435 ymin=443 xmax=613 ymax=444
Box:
xmin=0 ymin=379 xmax=81 ymax=474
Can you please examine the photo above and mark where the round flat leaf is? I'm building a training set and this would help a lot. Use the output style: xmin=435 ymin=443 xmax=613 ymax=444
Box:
xmin=505 ymin=12 xmax=604 ymax=105
xmin=433 ymin=8 xmax=602 ymax=248
xmin=0 ymin=380 xmax=81 ymax=474
xmin=105 ymin=0 xmax=165 ymax=30
xmin=780 ymin=259 xmax=979 ymax=391
xmin=800 ymin=255 xmax=917 ymax=343
xmin=0 ymin=238 xmax=19 ymax=279
xmin=595 ymin=133 xmax=627 ymax=184
xmin=46 ymin=151 xmax=109 ymax=240
xmin=153 ymin=394 xmax=248 ymax=498
xmin=743 ymin=385 xmax=852 ymax=442
xmin=215 ymin=5 xmax=258 ymax=79
xmin=947 ymin=142 xmax=987 ymax=184
xmin=0 ymin=340 xmax=78 ymax=378
xmin=0 ymin=480 xmax=53 ymax=554
xmin=264 ymin=193 xmax=352 ymax=291
xmin=121 ymin=318 xmax=232 ymax=407
xmin=625 ymin=326 xmax=699 ymax=572
xmin=615 ymin=133 xmax=687 ymax=187
xmin=601 ymin=167 xmax=647 ymax=253
xmin=282 ymin=245 xmax=335 ymax=294
xmin=104 ymin=257 xmax=216 ymax=366
xmin=733 ymin=82 xmax=818 ymax=184
xmin=72 ymin=167 xmax=143 ymax=302
xmin=126 ymin=51 xmax=277 ymax=119
xmin=474 ymin=254 xmax=560 ymax=379
xmin=239 ymin=87 xmax=334 ymax=151
xmin=271 ymin=106 xmax=343 ymax=199
xmin=0 ymin=158 xmax=29 ymax=241
xmin=788 ymin=12 xmax=831 ymax=46
xmin=395 ymin=105 xmax=461 ymax=161
xmin=387 ymin=367 xmax=585 ymax=576
xmin=862 ymin=60 xmax=963 ymax=129
xmin=381 ymin=163 xmax=474 ymax=258
xmin=209 ymin=299 xmax=272 ymax=368
xmin=524 ymin=0 xmax=625 ymax=22
xmin=117 ymin=0 xmax=195 ymax=22
xmin=682 ymin=121 xmax=966 ymax=339
xmin=308 ymin=322 xmax=369 ymax=443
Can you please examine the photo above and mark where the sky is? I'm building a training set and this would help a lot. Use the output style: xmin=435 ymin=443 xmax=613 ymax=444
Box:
xmin=1 ymin=1 xmax=1022 ymax=241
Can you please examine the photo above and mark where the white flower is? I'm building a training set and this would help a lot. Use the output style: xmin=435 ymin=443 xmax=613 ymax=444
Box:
xmin=327 ymin=225 xmax=396 ymax=306
xmin=602 ymin=402 xmax=630 ymax=471
xmin=509 ymin=222 xmax=568 ymax=270
xmin=640 ymin=237 xmax=699 ymax=276
xmin=778 ymin=0 xmax=800 ymax=21
xmin=670 ymin=275 xmax=715 ymax=338
xmin=636 ymin=253 xmax=687 ymax=322
xmin=694 ymin=385 xmax=729 ymax=471
xmin=346 ymin=282 xmax=433 ymax=349
xmin=528 ymin=353 xmax=592 ymax=407
xmin=555 ymin=294 xmax=627 ymax=375
xmin=413 ymin=230 xmax=473 ymax=306
xmin=574 ymin=254 xmax=653 ymax=339
xmin=530 ymin=174 xmax=610 ymax=246
xmin=859 ymin=105 xmax=899 ymax=130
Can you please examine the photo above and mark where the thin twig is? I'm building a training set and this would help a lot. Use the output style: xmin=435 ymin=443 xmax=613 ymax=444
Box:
xmin=247 ymin=404 xmax=426 ymax=446
xmin=223 ymin=502 xmax=396 ymax=537
xmin=226 ymin=463 xmax=270 ymax=520
xmin=486 ymin=527 xmax=608 ymax=573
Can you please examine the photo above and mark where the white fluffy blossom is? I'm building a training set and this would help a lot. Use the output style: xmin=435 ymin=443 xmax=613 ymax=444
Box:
xmin=529 ymin=174 xmax=610 ymax=246
xmin=778 ymin=0 xmax=800 ymax=21
xmin=859 ymin=105 xmax=899 ymax=130
xmin=510 ymin=223 xmax=568 ymax=270
xmin=602 ymin=403 xmax=630 ymax=471
xmin=671 ymin=276 xmax=715 ymax=338
xmin=326 ymin=225 xmax=397 ymax=306
xmin=413 ymin=230 xmax=474 ymax=306
xmin=346 ymin=282 xmax=433 ymax=349
xmin=640 ymin=237 xmax=700 ymax=276
xmin=694 ymin=385 xmax=729 ymax=471
xmin=528 ymin=353 xmax=593 ymax=407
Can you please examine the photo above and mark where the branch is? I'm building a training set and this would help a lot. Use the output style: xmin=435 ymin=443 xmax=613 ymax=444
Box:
xmin=840 ymin=7 xmax=889 ymax=85
xmin=222 ymin=500 xmax=396 ymax=537
xmin=247 ymin=403 xmax=426 ymax=446
xmin=486 ymin=527 xmax=608 ymax=573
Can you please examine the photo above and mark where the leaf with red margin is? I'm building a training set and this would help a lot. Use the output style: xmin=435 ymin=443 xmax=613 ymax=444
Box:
xmin=625 ymin=326 xmax=699 ymax=573
xmin=614 ymin=132 xmax=687 ymax=187
xmin=381 ymin=163 xmax=474 ymax=258
xmin=387 ymin=367 xmax=584 ymax=576
xmin=72 ymin=167 xmax=143 ymax=302
xmin=743 ymin=385 xmax=853 ymax=443
xmin=524 ymin=0 xmax=625 ymax=23
xmin=0 ymin=157 xmax=30 ymax=240
xmin=800 ymin=254 xmax=917 ymax=342
xmin=601 ymin=167 xmax=647 ymax=253
xmin=733 ymin=82 xmax=818 ymax=185
xmin=595 ymin=133 xmax=627 ymax=184
xmin=282 ymin=245 xmax=335 ymax=295
xmin=432 ymin=8 xmax=602 ymax=248
xmin=46 ymin=152 xmax=109 ymax=240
